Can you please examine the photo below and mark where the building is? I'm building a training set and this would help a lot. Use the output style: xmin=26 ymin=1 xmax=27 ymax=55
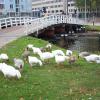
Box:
xmin=32 ymin=0 xmax=80 ymax=17
xmin=32 ymin=0 xmax=67 ymax=17
xmin=32 ymin=0 xmax=100 ymax=18
xmin=0 ymin=0 xmax=32 ymax=18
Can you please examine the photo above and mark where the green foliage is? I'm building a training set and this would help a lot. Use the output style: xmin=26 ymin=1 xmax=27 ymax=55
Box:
xmin=75 ymin=0 xmax=99 ymax=8
xmin=0 ymin=36 xmax=100 ymax=100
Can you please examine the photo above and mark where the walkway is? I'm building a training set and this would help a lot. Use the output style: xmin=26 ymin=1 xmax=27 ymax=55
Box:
xmin=0 ymin=25 xmax=25 ymax=48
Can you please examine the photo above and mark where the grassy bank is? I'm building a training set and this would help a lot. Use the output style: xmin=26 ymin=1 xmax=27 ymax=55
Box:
xmin=0 ymin=36 xmax=100 ymax=100
xmin=85 ymin=25 xmax=100 ymax=32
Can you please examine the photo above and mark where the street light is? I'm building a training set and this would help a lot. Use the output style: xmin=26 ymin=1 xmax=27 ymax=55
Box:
xmin=85 ymin=0 xmax=87 ymax=23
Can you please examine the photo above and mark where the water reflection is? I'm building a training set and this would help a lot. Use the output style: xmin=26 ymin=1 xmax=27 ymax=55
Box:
xmin=57 ymin=36 xmax=100 ymax=52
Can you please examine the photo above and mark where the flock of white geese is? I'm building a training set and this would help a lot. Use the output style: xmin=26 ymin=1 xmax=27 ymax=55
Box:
xmin=0 ymin=43 xmax=100 ymax=79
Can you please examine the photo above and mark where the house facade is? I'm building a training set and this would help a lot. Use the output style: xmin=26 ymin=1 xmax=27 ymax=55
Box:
xmin=0 ymin=0 xmax=32 ymax=18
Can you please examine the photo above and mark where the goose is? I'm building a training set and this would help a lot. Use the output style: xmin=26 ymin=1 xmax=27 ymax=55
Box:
xmin=0 ymin=53 xmax=9 ymax=62
xmin=95 ymin=59 xmax=100 ymax=63
xmin=0 ymin=63 xmax=3 ymax=72
xmin=40 ymin=47 xmax=46 ymax=52
xmin=55 ymin=55 xmax=69 ymax=65
xmin=79 ymin=51 xmax=90 ymax=58
xmin=38 ymin=51 xmax=54 ymax=62
xmin=13 ymin=58 xmax=24 ymax=70
xmin=27 ymin=44 xmax=34 ymax=50
xmin=84 ymin=54 xmax=99 ymax=63
xmin=45 ymin=43 xmax=52 ymax=51
xmin=52 ymin=50 xmax=65 ymax=56
xmin=1 ymin=63 xmax=21 ymax=79
xmin=32 ymin=47 xmax=41 ymax=55
xmin=66 ymin=50 xmax=73 ymax=56
xmin=68 ymin=55 xmax=77 ymax=64
xmin=22 ymin=48 xmax=30 ymax=61
xmin=28 ymin=56 xmax=43 ymax=67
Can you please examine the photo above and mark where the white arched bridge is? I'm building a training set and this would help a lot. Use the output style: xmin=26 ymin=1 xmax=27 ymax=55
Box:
xmin=0 ymin=15 xmax=85 ymax=35
xmin=0 ymin=14 xmax=86 ymax=48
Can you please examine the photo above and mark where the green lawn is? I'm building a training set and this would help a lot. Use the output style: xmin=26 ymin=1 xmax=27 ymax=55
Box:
xmin=0 ymin=36 xmax=100 ymax=100
xmin=85 ymin=25 xmax=100 ymax=31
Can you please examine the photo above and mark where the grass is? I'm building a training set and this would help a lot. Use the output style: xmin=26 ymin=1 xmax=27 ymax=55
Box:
xmin=85 ymin=25 xmax=100 ymax=31
xmin=0 ymin=36 xmax=100 ymax=100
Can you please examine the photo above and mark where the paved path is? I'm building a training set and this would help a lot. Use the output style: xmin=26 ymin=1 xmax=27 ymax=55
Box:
xmin=0 ymin=25 xmax=26 ymax=48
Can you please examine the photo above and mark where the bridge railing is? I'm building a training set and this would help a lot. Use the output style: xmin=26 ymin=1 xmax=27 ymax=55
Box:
xmin=0 ymin=15 xmax=85 ymax=35
xmin=0 ymin=17 xmax=34 ymax=29
xmin=25 ymin=14 xmax=85 ymax=35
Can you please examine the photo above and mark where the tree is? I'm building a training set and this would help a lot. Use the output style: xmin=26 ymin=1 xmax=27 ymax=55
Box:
xmin=75 ymin=0 xmax=99 ymax=17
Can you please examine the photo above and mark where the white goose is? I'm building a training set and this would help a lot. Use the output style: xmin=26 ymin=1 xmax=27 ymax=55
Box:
xmin=32 ymin=47 xmax=41 ymax=55
xmin=79 ymin=51 xmax=90 ymax=58
xmin=66 ymin=50 xmax=73 ymax=56
xmin=38 ymin=51 xmax=54 ymax=62
xmin=28 ymin=56 xmax=43 ymax=67
xmin=0 ymin=63 xmax=3 ymax=72
xmin=1 ymin=63 xmax=21 ymax=79
xmin=14 ymin=58 xmax=24 ymax=70
xmin=55 ymin=55 xmax=69 ymax=65
xmin=45 ymin=43 xmax=52 ymax=51
xmin=95 ymin=59 xmax=100 ymax=63
xmin=0 ymin=53 xmax=9 ymax=61
xmin=84 ymin=54 xmax=99 ymax=63
xmin=27 ymin=44 xmax=34 ymax=50
xmin=52 ymin=50 xmax=65 ymax=56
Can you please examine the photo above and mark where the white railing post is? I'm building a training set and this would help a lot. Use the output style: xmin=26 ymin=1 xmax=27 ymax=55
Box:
xmin=5 ymin=19 xmax=7 ymax=28
xmin=36 ymin=19 xmax=39 ymax=35
xmin=0 ymin=20 xmax=1 ymax=29
xmin=15 ymin=17 xmax=17 ymax=26
xmin=10 ymin=18 xmax=13 ymax=27
xmin=24 ymin=21 xmax=28 ymax=36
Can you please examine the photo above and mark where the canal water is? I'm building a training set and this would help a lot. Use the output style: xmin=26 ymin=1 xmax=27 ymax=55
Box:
xmin=54 ymin=35 xmax=100 ymax=53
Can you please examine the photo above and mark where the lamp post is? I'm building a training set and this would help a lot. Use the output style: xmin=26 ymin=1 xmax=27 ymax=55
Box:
xmin=85 ymin=0 xmax=87 ymax=24
xmin=66 ymin=0 xmax=68 ymax=15
xmin=64 ymin=0 xmax=68 ymax=15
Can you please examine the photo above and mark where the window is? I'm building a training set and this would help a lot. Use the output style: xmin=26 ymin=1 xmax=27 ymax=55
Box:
xmin=56 ymin=10 xmax=58 ymax=12
xmin=58 ymin=5 xmax=61 ymax=7
xmin=52 ymin=10 xmax=54 ymax=13
xmin=0 ymin=4 xmax=4 ymax=9
xmin=10 ymin=4 xmax=13 ymax=9
xmin=15 ymin=0 xmax=19 ymax=4
xmin=60 ymin=10 xmax=62 ymax=12
xmin=16 ymin=8 xmax=19 ymax=12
